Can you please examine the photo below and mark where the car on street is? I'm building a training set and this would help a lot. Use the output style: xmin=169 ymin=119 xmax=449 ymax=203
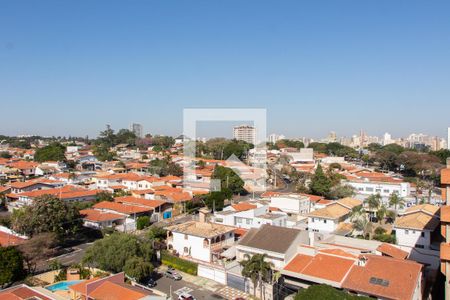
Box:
xmin=178 ymin=293 xmax=196 ymax=300
xmin=145 ymin=278 xmax=156 ymax=287
xmin=164 ymin=269 xmax=182 ymax=280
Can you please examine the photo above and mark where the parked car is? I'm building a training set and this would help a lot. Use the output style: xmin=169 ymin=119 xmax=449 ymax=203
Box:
xmin=164 ymin=269 xmax=182 ymax=280
xmin=145 ymin=278 xmax=156 ymax=287
xmin=178 ymin=293 xmax=196 ymax=300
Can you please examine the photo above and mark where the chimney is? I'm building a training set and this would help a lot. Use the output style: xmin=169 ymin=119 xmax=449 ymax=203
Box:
xmin=199 ymin=208 xmax=210 ymax=223
xmin=358 ymin=256 xmax=368 ymax=267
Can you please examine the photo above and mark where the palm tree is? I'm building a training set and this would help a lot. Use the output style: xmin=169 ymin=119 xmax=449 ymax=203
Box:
xmin=353 ymin=215 xmax=372 ymax=238
xmin=240 ymin=253 xmax=274 ymax=299
xmin=385 ymin=209 xmax=397 ymax=223
xmin=364 ymin=194 xmax=381 ymax=222
xmin=376 ymin=204 xmax=387 ymax=224
xmin=349 ymin=205 xmax=365 ymax=222
xmin=388 ymin=192 xmax=405 ymax=211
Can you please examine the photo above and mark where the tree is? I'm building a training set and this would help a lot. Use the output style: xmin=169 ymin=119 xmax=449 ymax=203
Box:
xmin=0 ymin=246 xmax=25 ymax=287
xmin=123 ymin=256 xmax=153 ymax=282
xmin=309 ymin=164 xmax=332 ymax=197
xmin=275 ymin=139 xmax=304 ymax=150
xmin=18 ymin=233 xmax=57 ymax=274
xmin=93 ymin=144 xmax=115 ymax=162
xmin=82 ymin=232 xmax=153 ymax=273
xmin=376 ymin=204 xmax=387 ymax=224
xmin=327 ymin=184 xmax=355 ymax=200
xmin=136 ymin=216 xmax=150 ymax=230
xmin=11 ymin=195 xmax=82 ymax=238
xmin=149 ymin=158 xmax=183 ymax=177
xmin=364 ymin=194 xmax=381 ymax=222
xmin=147 ymin=226 xmax=167 ymax=241
xmin=96 ymin=191 xmax=114 ymax=202
xmin=388 ymin=192 xmax=405 ymax=210
xmin=34 ymin=142 xmax=66 ymax=162
xmin=0 ymin=151 xmax=12 ymax=159
xmin=212 ymin=165 xmax=246 ymax=195
xmin=240 ymin=254 xmax=274 ymax=299
xmin=204 ymin=191 xmax=229 ymax=211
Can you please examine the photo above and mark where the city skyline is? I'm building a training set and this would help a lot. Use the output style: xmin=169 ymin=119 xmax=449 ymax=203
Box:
xmin=1 ymin=1 xmax=450 ymax=137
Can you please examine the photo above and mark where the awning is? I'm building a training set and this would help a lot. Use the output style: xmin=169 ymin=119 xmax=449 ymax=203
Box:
xmin=221 ymin=246 xmax=236 ymax=259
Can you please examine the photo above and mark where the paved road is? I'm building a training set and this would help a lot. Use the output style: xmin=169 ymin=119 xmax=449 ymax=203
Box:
xmin=46 ymin=242 xmax=92 ymax=268
xmin=153 ymin=273 xmax=226 ymax=300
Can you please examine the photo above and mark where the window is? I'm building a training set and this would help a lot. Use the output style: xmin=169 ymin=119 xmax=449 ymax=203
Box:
xmin=405 ymin=230 xmax=409 ymax=235
xmin=421 ymin=232 xmax=425 ymax=237
xmin=375 ymin=189 xmax=381 ymax=193
xmin=366 ymin=187 xmax=374 ymax=192
xmin=383 ymin=189 xmax=389 ymax=193
xmin=415 ymin=244 xmax=424 ymax=249
xmin=323 ymin=220 xmax=327 ymax=224
xmin=358 ymin=187 xmax=364 ymax=191
xmin=184 ymin=234 xmax=188 ymax=240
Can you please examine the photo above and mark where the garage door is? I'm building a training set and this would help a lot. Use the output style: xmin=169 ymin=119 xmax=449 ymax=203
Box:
xmin=198 ymin=265 xmax=226 ymax=284
xmin=227 ymin=273 xmax=246 ymax=292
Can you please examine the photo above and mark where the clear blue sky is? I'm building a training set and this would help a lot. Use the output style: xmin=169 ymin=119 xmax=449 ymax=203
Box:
xmin=1 ymin=1 xmax=449 ymax=139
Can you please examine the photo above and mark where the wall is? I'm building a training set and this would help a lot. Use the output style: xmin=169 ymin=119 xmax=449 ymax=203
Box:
xmin=308 ymin=217 xmax=337 ymax=233
xmin=395 ymin=228 xmax=431 ymax=249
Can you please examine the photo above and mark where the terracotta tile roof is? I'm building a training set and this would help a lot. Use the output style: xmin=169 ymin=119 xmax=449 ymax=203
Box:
xmin=88 ymin=280 xmax=152 ymax=300
xmin=0 ymin=231 xmax=26 ymax=247
xmin=131 ymin=189 xmax=155 ymax=195
xmin=283 ymin=253 xmax=356 ymax=284
xmin=80 ymin=209 xmax=126 ymax=222
xmin=336 ymin=197 xmax=362 ymax=209
xmin=0 ymin=186 xmax=11 ymax=194
xmin=69 ymin=277 xmax=100 ymax=294
xmin=342 ymin=255 xmax=422 ymax=300
xmin=376 ymin=243 xmax=408 ymax=259
xmin=160 ymin=175 xmax=182 ymax=182
xmin=7 ymin=161 xmax=38 ymax=170
xmin=308 ymin=203 xmax=350 ymax=219
xmin=17 ymin=185 xmax=100 ymax=200
xmin=231 ymin=203 xmax=257 ymax=212
xmin=0 ymin=285 xmax=53 ymax=300
xmin=404 ymin=204 xmax=439 ymax=216
xmin=114 ymin=196 xmax=165 ymax=208
xmin=93 ymin=201 xmax=153 ymax=214
xmin=9 ymin=178 xmax=61 ymax=189
xmin=394 ymin=211 xmax=440 ymax=231
xmin=234 ymin=228 xmax=248 ymax=236
xmin=318 ymin=248 xmax=357 ymax=259
xmin=167 ymin=221 xmax=235 ymax=238
xmin=299 ymin=193 xmax=325 ymax=203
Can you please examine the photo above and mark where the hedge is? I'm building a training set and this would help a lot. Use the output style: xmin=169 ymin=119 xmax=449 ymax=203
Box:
xmin=161 ymin=251 xmax=198 ymax=275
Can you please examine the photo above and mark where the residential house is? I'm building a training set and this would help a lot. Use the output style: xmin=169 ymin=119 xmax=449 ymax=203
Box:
xmin=394 ymin=204 xmax=440 ymax=249
xmin=0 ymin=284 xmax=59 ymax=300
xmin=212 ymin=202 xmax=288 ymax=229
xmin=166 ymin=220 xmax=235 ymax=263
xmin=236 ymin=224 xmax=308 ymax=270
xmin=307 ymin=198 xmax=362 ymax=234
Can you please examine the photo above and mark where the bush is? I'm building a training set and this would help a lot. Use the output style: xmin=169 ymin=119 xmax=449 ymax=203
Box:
xmin=136 ymin=216 xmax=150 ymax=230
xmin=373 ymin=233 xmax=396 ymax=244
xmin=374 ymin=227 xmax=386 ymax=235
xmin=161 ymin=251 xmax=198 ymax=275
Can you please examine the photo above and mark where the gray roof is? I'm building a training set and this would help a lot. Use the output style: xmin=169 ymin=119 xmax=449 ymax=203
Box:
xmin=238 ymin=224 xmax=306 ymax=254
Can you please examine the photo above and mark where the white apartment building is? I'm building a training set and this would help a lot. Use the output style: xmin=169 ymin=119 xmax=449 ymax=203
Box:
xmin=266 ymin=193 xmax=311 ymax=215
xmin=233 ymin=125 xmax=256 ymax=145
xmin=348 ymin=179 xmax=410 ymax=197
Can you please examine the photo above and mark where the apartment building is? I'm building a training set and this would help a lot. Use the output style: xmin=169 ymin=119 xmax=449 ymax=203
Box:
xmin=233 ymin=124 xmax=256 ymax=144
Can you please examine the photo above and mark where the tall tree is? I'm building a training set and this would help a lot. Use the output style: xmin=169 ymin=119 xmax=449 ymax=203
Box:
xmin=18 ymin=233 xmax=57 ymax=274
xmin=309 ymin=164 xmax=332 ymax=197
xmin=388 ymin=193 xmax=405 ymax=210
xmin=0 ymin=246 xmax=25 ymax=287
xmin=34 ymin=142 xmax=66 ymax=162
xmin=240 ymin=254 xmax=274 ymax=300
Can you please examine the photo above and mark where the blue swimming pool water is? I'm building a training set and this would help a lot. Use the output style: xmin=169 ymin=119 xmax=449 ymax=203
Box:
xmin=46 ymin=280 xmax=83 ymax=292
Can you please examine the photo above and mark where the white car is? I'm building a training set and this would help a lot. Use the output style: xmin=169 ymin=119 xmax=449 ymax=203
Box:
xmin=178 ymin=293 xmax=196 ymax=300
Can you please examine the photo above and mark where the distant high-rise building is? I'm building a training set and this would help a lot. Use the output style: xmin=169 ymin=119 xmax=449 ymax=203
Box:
xmin=327 ymin=131 xmax=337 ymax=142
xmin=233 ymin=125 xmax=256 ymax=144
xmin=448 ymin=127 xmax=450 ymax=150
xmin=383 ymin=132 xmax=393 ymax=146
xmin=130 ymin=123 xmax=143 ymax=138
xmin=268 ymin=133 xmax=285 ymax=144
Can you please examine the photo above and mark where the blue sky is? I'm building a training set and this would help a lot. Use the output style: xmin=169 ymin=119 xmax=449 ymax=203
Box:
xmin=1 ymin=1 xmax=450 ymax=139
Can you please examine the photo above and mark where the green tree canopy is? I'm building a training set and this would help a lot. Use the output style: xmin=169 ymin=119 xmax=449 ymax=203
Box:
xmin=0 ymin=246 xmax=26 ymax=287
xmin=123 ymin=256 xmax=153 ymax=282
xmin=34 ymin=142 xmax=66 ymax=162
xmin=295 ymin=284 xmax=371 ymax=300
xmin=82 ymin=232 xmax=153 ymax=273
xmin=11 ymin=195 xmax=82 ymax=238
xmin=309 ymin=164 xmax=332 ymax=197
xmin=212 ymin=165 xmax=246 ymax=195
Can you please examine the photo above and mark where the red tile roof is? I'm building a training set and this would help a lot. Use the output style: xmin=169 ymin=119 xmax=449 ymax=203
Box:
xmin=342 ymin=255 xmax=422 ymax=300
xmin=114 ymin=196 xmax=166 ymax=208
xmin=0 ymin=231 xmax=26 ymax=247
xmin=80 ymin=209 xmax=126 ymax=222
xmin=93 ymin=201 xmax=153 ymax=214
xmin=232 ymin=203 xmax=257 ymax=212
xmin=376 ymin=243 xmax=408 ymax=260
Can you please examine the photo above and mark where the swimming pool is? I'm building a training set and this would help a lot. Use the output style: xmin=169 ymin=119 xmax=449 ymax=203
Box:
xmin=46 ymin=280 xmax=83 ymax=292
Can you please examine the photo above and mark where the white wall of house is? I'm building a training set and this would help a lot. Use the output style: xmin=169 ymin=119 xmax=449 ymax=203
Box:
xmin=348 ymin=181 xmax=410 ymax=197
xmin=269 ymin=195 xmax=310 ymax=215
xmin=169 ymin=232 xmax=234 ymax=263
xmin=395 ymin=227 xmax=431 ymax=249
xmin=308 ymin=217 xmax=338 ymax=233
